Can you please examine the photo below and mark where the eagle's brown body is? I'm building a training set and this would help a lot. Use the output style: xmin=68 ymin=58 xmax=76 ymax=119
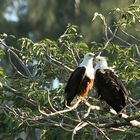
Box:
xmin=65 ymin=53 xmax=95 ymax=106
xmin=65 ymin=67 xmax=94 ymax=106
xmin=95 ymin=68 xmax=128 ymax=113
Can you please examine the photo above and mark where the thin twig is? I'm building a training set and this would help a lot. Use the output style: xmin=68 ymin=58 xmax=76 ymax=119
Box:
xmin=120 ymin=29 xmax=140 ymax=43
xmin=0 ymin=40 xmax=33 ymax=79
xmin=65 ymin=41 xmax=79 ymax=66
xmin=8 ymin=49 xmax=33 ymax=80
xmin=84 ymin=99 xmax=101 ymax=111
xmin=95 ymin=28 xmax=117 ymax=56
xmin=87 ymin=121 xmax=111 ymax=140
xmin=2 ymin=83 xmax=37 ymax=107
xmin=108 ymin=28 xmax=131 ymax=46
xmin=38 ymin=99 xmax=81 ymax=117
xmin=8 ymin=49 xmax=28 ymax=78
xmin=59 ymin=119 xmax=73 ymax=132
xmin=47 ymin=90 xmax=58 ymax=112
xmin=45 ymin=55 xmax=74 ymax=72
xmin=72 ymin=121 xmax=88 ymax=140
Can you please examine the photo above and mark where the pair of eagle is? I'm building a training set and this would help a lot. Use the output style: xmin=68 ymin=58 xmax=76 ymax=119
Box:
xmin=65 ymin=53 xmax=128 ymax=113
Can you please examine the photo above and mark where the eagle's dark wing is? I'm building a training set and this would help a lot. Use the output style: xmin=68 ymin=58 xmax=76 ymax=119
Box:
xmin=65 ymin=67 xmax=86 ymax=106
xmin=109 ymin=70 xmax=128 ymax=96
xmin=95 ymin=69 xmax=128 ymax=113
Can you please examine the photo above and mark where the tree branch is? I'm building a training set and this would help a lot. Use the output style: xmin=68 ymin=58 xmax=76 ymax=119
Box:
xmin=45 ymin=55 xmax=74 ymax=72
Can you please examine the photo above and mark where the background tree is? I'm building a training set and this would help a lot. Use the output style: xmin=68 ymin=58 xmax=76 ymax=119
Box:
xmin=0 ymin=0 xmax=140 ymax=42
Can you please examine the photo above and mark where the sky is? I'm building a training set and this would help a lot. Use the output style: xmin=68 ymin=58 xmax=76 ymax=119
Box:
xmin=3 ymin=0 xmax=28 ymax=22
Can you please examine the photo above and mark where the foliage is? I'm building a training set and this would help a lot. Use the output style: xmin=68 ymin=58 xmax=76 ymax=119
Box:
xmin=0 ymin=2 xmax=140 ymax=140
xmin=113 ymin=3 xmax=140 ymax=27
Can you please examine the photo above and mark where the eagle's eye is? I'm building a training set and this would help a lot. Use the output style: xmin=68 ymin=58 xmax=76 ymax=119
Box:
xmin=96 ymin=58 xmax=101 ymax=62
xmin=88 ymin=53 xmax=94 ymax=57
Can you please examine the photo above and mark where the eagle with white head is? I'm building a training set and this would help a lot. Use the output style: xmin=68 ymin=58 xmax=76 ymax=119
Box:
xmin=65 ymin=53 xmax=95 ymax=106
xmin=94 ymin=56 xmax=128 ymax=113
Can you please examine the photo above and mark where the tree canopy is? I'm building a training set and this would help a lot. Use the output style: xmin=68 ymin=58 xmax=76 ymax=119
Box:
xmin=0 ymin=0 xmax=140 ymax=140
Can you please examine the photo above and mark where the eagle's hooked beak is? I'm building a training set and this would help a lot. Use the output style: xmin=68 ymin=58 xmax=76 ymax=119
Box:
xmin=94 ymin=55 xmax=100 ymax=62
xmin=91 ymin=53 xmax=95 ymax=57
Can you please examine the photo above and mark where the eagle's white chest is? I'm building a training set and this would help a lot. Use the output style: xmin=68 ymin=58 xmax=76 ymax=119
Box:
xmin=85 ymin=66 xmax=94 ymax=79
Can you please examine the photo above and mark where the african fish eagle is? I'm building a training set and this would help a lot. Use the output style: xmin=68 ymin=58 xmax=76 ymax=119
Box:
xmin=94 ymin=56 xmax=128 ymax=113
xmin=65 ymin=53 xmax=95 ymax=106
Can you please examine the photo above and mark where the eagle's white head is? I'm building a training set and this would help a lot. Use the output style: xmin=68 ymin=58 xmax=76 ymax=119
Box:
xmin=95 ymin=56 xmax=108 ymax=70
xmin=79 ymin=52 xmax=95 ymax=79
xmin=79 ymin=52 xmax=95 ymax=67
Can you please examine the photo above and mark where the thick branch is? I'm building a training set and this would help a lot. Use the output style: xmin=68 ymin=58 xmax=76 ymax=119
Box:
xmin=110 ymin=109 xmax=140 ymax=128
